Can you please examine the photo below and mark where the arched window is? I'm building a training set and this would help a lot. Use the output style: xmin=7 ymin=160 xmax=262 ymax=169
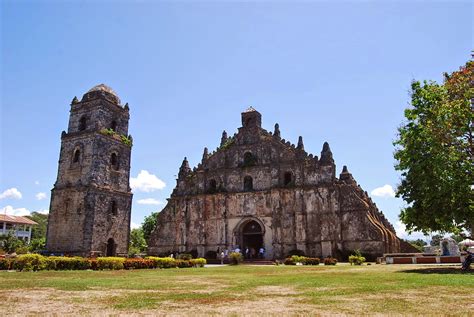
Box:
xmin=78 ymin=116 xmax=87 ymax=131
xmin=244 ymin=176 xmax=253 ymax=191
xmin=110 ymin=120 xmax=117 ymax=131
xmin=73 ymin=149 xmax=81 ymax=163
xmin=243 ymin=152 xmax=255 ymax=166
xmin=110 ymin=153 xmax=119 ymax=170
xmin=110 ymin=200 xmax=117 ymax=216
xmin=208 ymin=179 xmax=217 ymax=193
xmin=284 ymin=172 xmax=292 ymax=186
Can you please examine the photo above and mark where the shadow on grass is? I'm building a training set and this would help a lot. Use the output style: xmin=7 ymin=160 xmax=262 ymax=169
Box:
xmin=399 ymin=267 xmax=474 ymax=275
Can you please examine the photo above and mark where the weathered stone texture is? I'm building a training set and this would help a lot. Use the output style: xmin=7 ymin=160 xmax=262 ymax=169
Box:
xmin=46 ymin=84 xmax=133 ymax=257
xmin=148 ymin=108 xmax=400 ymax=260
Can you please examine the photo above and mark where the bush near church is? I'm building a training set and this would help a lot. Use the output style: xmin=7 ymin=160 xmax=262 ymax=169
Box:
xmin=324 ymin=257 xmax=338 ymax=265
xmin=349 ymin=250 xmax=366 ymax=266
xmin=0 ymin=254 xmax=206 ymax=272
xmin=229 ymin=252 xmax=244 ymax=265
xmin=284 ymin=255 xmax=321 ymax=265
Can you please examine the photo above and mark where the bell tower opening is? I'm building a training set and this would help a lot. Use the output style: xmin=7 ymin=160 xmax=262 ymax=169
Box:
xmin=106 ymin=238 xmax=116 ymax=256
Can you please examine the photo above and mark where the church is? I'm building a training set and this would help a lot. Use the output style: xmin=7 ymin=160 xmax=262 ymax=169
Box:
xmin=148 ymin=107 xmax=400 ymax=260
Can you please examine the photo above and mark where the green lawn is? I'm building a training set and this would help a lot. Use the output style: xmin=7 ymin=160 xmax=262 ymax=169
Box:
xmin=1 ymin=264 xmax=472 ymax=315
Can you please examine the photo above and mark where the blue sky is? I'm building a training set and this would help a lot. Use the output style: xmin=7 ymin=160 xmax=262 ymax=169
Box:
xmin=1 ymin=1 xmax=472 ymax=240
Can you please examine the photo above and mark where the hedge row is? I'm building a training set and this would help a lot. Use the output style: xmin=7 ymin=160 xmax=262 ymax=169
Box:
xmin=283 ymin=256 xmax=338 ymax=266
xmin=0 ymin=254 xmax=207 ymax=272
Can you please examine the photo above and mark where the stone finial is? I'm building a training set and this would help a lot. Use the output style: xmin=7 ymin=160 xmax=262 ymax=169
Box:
xmin=339 ymin=165 xmax=355 ymax=184
xmin=124 ymin=103 xmax=129 ymax=111
xmin=297 ymin=136 xmax=304 ymax=150
xmin=320 ymin=142 xmax=334 ymax=165
xmin=274 ymin=123 xmax=281 ymax=139
xmin=71 ymin=96 xmax=79 ymax=105
xmin=220 ymin=130 xmax=228 ymax=147
xmin=202 ymin=147 xmax=209 ymax=162
xmin=178 ymin=157 xmax=191 ymax=178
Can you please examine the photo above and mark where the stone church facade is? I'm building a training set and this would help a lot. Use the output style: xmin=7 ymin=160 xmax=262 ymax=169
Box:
xmin=148 ymin=108 xmax=400 ymax=260
xmin=46 ymin=84 xmax=133 ymax=257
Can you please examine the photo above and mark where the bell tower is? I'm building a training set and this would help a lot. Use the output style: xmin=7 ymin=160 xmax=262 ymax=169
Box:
xmin=46 ymin=84 xmax=133 ymax=257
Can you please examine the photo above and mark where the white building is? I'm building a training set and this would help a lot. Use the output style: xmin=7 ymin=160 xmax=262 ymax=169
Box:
xmin=0 ymin=215 xmax=38 ymax=244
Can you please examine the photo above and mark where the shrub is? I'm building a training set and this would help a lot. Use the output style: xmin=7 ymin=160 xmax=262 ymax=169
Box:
xmin=48 ymin=256 xmax=91 ymax=270
xmin=324 ymin=257 xmax=338 ymax=265
xmin=16 ymin=246 xmax=29 ymax=255
xmin=0 ymin=258 xmax=11 ymax=270
xmin=147 ymin=256 xmax=177 ymax=268
xmin=177 ymin=253 xmax=193 ymax=260
xmin=304 ymin=257 xmax=320 ymax=265
xmin=175 ymin=259 xmax=192 ymax=268
xmin=190 ymin=258 xmax=206 ymax=268
xmin=124 ymin=258 xmax=154 ymax=270
xmin=13 ymin=254 xmax=47 ymax=271
xmin=349 ymin=250 xmax=366 ymax=266
xmin=229 ymin=252 xmax=243 ymax=265
xmin=291 ymin=255 xmax=306 ymax=264
xmin=284 ymin=257 xmax=295 ymax=265
xmin=97 ymin=257 xmax=125 ymax=270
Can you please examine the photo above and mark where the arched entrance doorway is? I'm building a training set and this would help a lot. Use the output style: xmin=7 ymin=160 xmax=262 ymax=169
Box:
xmin=242 ymin=220 xmax=263 ymax=259
xmin=106 ymin=238 xmax=116 ymax=256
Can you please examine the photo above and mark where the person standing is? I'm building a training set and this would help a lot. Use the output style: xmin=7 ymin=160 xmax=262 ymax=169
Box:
xmin=220 ymin=251 xmax=225 ymax=265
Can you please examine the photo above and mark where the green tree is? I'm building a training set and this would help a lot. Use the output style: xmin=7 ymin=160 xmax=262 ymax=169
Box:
xmin=430 ymin=234 xmax=444 ymax=247
xmin=26 ymin=212 xmax=48 ymax=240
xmin=406 ymin=239 xmax=427 ymax=252
xmin=29 ymin=238 xmax=46 ymax=253
xmin=129 ymin=227 xmax=147 ymax=256
xmin=1 ymin=230 xmax=24 ymax=253
xmin=142 ymin=211 xmax=158 ymax=242
xmin=394 ymin=60 xmax=474 ymax=239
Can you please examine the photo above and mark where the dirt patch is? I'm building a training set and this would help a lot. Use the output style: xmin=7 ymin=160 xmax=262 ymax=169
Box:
xmin=253 ymin=285 xmax=300 ymax=295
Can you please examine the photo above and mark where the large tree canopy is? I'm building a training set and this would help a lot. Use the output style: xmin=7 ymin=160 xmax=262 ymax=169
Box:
xmin=142 ymin=211 xmax=159 ymax=243
xmin=394 ymin=60 xmax=473 ymax=238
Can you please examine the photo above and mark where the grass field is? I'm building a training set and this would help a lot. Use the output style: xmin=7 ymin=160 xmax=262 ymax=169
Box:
xmin=1 ymin=264 xmax=472 ymax=315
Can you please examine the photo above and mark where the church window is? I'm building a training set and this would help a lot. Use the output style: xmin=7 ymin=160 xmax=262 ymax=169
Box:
xmin=110 ymin=153 xmax=119 ymax=170
xmin=244 ymin=176 xmax=253 ymax=191
xmin=110 ymin=200 xmax=118 ymax=216
xmin=208 ymin=179 xmax=217 ymax=193
xmin=284 ymin=172 xmax=293 ymax=186
xmin=73 ymin=149 xmax=81 ymax=163
xmin=243 ymin=152 xmax=256 ymax=166
xmin=110 ymin=120 xmax=117 ymax=131
xmin=78 ymin=116 xmax=87 ymax=131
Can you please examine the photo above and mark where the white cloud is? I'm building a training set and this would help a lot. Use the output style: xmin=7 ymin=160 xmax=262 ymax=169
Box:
xmin=370 ymin=184 xmax=395 ymax=198
xmin=395 ymin=221 xmax=408 ymax=239
xmin=35 ymin=192 xmax=47 ymax=200
xmin=35 ymin=181 xmax=40 ymax=185
xmin=0 ymin=188 xmax=22 ymax=200
xmin=130 ymin=170 xmax=166 ymax=193
xmin=137 ymin=198 xmax=164 ymax=205
xmin=36 ymin=209 xmax=49 ymax=215
xmin=395 ymin=221 xmax=429 ymax=241
xmin=0 ymin=205 xmax=31 ymax=216
xmin=131 ymin=222 xmax=140 ymax=229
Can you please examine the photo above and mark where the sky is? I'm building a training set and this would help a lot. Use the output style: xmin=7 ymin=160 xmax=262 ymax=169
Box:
xmin=1 ymin=0 xmax=472 ymax=241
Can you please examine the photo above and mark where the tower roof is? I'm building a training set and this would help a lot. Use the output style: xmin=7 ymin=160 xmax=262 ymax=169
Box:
xmin=82 ymin=83 xmax=121 ymax=104
xmin=88 ymin=84 xmax=119 ymax=96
